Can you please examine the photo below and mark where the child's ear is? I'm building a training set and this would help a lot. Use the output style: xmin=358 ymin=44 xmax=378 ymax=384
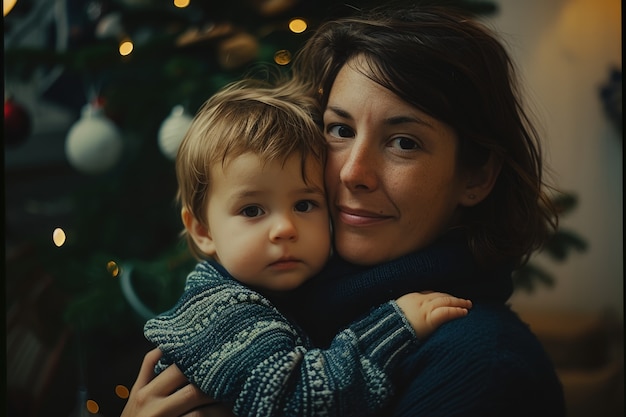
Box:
xmin=182 ymin=208 xmax=216 ymax=256
xmin=459 ymin=153 xmax=502 ymax=207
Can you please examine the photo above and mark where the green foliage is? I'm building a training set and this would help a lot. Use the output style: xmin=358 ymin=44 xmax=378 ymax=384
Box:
xmin=513 ymin=193 xmax=588 ymax=292
xmin=5 ymin=0 xmax=499 ymax=337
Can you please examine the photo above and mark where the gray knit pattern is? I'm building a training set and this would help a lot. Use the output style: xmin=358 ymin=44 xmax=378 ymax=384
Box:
xmin=144 ymin=261 xmax=417 ymax=417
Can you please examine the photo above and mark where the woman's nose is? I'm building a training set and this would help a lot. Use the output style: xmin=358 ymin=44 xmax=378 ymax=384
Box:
xmin=339 ymin=139 xmax=378 ymax=192
xmin=269 ymin=214 xmax=298 ymax=242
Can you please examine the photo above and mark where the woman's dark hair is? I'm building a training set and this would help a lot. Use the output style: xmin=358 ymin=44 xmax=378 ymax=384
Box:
xmin=290 ymin=5 xmax=558 ymax=268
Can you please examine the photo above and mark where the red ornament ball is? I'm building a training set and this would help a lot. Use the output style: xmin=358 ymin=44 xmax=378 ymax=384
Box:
xmin=4 ymin=98 xmax=33 ymax=147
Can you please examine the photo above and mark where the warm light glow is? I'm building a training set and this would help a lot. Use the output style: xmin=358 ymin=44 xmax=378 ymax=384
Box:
xmin=274 ymin=49 xmax=292 ymax=66
xmin=173 ymin=0 xmax=190 ymax=8
xmin=86 ymin=400 xmax=99 ymax=414
xmin=53 ymin=228 xmax=66 ymax=247
xmin=115 ymin=384 xmax=130 ymax=399
xmin=107 ymin=260 xmax=120 ymax=277
xmin=119 ymin=40 xmax=134 ymax=56
xmin=288 ymin=18 xmax=307 ymax=34
xmin=3 ymin=0 xmax=18 ymax=16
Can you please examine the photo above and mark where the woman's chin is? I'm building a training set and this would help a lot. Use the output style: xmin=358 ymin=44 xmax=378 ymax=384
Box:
xmin=334 ymin=239 xmax=394 ymax=266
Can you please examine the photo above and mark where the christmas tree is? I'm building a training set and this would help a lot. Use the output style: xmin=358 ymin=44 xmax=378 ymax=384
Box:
xmin=4 ymin=3 xmax=499 ymax=415
xmin=5 ymin=0 xmax=500 ymax=338
xmin=6 ymin=1 xmax=591 ymax=415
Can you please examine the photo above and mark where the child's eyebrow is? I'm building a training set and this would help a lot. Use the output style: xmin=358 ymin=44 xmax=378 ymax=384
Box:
xmin=229 ymin=187 xmax=325 ymax=202
xmin=225 ymin=189 xmax=264 ymax=206
xmin=232 ymin=189 xmax=263 ymax=199
xmin=294 ymin=186 xmax=326 ymax=197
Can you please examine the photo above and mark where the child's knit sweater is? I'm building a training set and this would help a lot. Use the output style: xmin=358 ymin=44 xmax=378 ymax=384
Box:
xmin=144 ymin=261 xmax=418 ymax=417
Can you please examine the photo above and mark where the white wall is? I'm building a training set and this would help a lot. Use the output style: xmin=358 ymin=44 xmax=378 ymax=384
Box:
xmin=485 ymin=0 xmax=622 ymax=317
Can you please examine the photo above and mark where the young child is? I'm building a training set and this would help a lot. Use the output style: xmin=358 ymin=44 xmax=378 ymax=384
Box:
xmin=144 ymin=79 xmax=472 ymax=417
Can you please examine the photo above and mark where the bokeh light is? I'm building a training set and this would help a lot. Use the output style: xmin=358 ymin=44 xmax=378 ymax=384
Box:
xmin=115 ymin=384 xmax=130 ymax=399
xmin=86 ymin=399 xmax=99 ymax=414
xmin=273 ymin=49 xmax=291 ymax=66
xmin=107 ymin=260 xmax=120 ymax=277
xmin=53 ymin=228 xmax=66 ymax=247
xmin=3 ymin=0 xmax=17 ymax=16
xmin=288 ymin=18 xmax=307 ymax=34
xmin=174 ymin=0 xmax=190 ymax=8
xmin=119 ymin=40 xmax=134 ymax=56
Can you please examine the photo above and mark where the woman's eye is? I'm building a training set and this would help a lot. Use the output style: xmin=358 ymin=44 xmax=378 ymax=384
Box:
xmin=390 ymin=137 xmax=420 ymax=151
xmin=241 ymin=206 xmax=264 ymax=217
xmin=326 ymin=124 xmax=355 ymax=139
xmin=294 ymin=200 xmax=316 ymax=212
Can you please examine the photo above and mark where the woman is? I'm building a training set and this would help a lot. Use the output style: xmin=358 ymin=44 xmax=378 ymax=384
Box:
xmin=122 ymin=5 xmax=565 ymax=416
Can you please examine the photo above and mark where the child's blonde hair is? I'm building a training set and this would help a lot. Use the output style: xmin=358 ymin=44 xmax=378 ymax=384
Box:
xmin=176 ymin=78 xmax=326 ymax=259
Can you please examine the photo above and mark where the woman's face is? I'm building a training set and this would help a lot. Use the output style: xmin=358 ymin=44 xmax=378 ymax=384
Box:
xmin=323 ymin=60 xmax=470 ymax=265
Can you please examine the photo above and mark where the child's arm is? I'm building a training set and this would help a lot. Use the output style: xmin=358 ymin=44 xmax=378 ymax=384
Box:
xmin=233 ymin=293 xmax=471 ymax=417
xmin=146 ymin=283 xmax=409 ymax=417
xmin=145 ymin=276 xmax=470 ymax=417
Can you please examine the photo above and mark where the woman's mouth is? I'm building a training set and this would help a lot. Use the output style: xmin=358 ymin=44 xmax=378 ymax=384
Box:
xmin=336 ymin=206 xmax=392 ymax=226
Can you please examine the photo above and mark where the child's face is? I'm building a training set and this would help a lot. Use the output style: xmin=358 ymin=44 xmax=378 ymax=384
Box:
xmin=201 ymin=152 xmax=331 ymax=291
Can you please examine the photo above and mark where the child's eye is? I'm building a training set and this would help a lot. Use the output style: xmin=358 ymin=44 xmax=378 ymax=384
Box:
xmin=294 ymin=200 xmax=316 ymax=213
xmin=241 ymin=206 xmax=265 ymax=217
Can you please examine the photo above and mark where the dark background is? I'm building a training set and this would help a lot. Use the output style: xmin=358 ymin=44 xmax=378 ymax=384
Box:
xmin=4 ymin=1 xmax=500 ymax=416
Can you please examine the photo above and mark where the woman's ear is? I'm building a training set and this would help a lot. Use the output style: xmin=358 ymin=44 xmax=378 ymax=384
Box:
xmin=459 ymin=153 xmax=502 ymax=207
xmin=182 ymin=208 xmax=217 ymax=256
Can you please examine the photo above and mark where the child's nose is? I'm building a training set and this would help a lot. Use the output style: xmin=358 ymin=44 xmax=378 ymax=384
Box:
xmin=269 ymin=214 xmax=298 ymax=242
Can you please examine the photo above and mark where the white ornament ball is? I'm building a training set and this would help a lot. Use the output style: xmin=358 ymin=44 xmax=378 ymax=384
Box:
xmin=65 ymin=104 xmax=123 ymax=175
xmin=95 ymin=12 xmax=124 ymax=39
xmin=158 ymin=105 xmax=193 ymax=160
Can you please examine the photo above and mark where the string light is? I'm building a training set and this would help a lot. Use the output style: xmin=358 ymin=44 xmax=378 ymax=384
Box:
xmin=115 ymin=384 xmax=130 ymax=399
xmin=86 ymin=399 xmax=100 ymax=414
xmin=288 ymin=18 xmax=307 ymax=34
xmin=274 ymin=49 xmax=291 ymax=65
xmin=173 ymin=0 xmax=190 ymax=8
xmin=119 ymin=40 xmax=134 ymax=56
xmin=107 ymin=260 xmax=120 ymax=277
xmin=3 ymin=0 xmax=17 ymax=16
xmin=53 ymin=228 xmax=66 ymax=247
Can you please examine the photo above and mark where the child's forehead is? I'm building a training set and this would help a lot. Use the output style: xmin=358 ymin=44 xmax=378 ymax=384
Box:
xmin=211 ymin=151 xmax=324 ymax=194
xmin=220 ymin=151 xmax=321 ymax=171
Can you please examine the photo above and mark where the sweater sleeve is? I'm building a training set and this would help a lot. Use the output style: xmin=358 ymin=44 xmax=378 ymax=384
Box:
xmin=144 ymin=279 xmax=417 ymax=417
xmin=380 ymin=304 xmax=566 ymax=417
xmin=236 ymin=301 xmax=417 ymax=417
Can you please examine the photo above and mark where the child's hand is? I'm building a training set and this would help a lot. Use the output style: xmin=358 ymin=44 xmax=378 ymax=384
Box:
xmin=395 ymin=292 xmax=472 ymax=340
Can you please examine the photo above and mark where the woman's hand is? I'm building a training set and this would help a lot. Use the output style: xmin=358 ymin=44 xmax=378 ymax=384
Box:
xmin=121 ymin=348 xmax=220 ymax=417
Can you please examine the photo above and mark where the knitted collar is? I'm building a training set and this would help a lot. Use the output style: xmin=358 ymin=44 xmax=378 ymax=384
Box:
xmin=270 ymin=230 xmax=513 ymax=346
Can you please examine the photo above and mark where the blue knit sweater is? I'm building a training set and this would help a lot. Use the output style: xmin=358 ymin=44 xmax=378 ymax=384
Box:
xmin=384 ymin=304 xmax=566 ymax=417
xmin=144 ymin=261 xmax=419 ymax=417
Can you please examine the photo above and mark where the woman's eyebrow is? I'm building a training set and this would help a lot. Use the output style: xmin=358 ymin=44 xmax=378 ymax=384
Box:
xmin=385 ymin=115 xmax=434 ymax=129
xmin=326 ymin=105 xmax=434 ymax=129
xmin=325 ymin=105 xmax=352 ymax=120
